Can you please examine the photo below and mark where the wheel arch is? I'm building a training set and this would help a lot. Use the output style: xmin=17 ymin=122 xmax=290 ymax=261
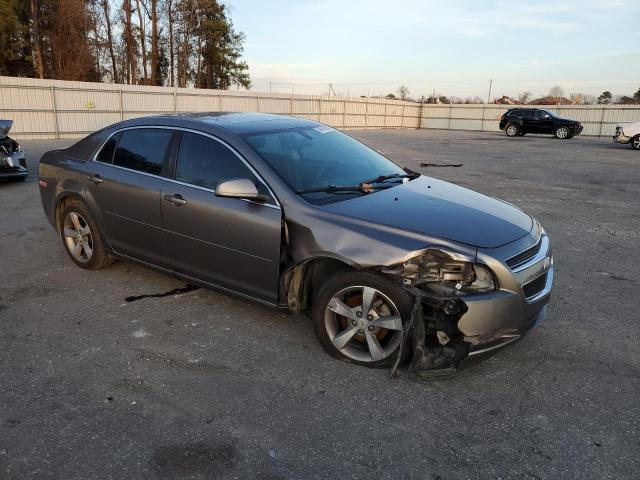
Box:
xmin=281 ymin=255 xmax=357 ymax=313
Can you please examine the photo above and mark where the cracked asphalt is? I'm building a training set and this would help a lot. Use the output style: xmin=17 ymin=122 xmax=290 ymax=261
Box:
xmin=1 ymin=129 xmax=639 ymax=479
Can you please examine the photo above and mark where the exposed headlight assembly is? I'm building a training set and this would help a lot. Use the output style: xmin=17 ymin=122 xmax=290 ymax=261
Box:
xmin=399 ymin=252 xmax=496 ymax=294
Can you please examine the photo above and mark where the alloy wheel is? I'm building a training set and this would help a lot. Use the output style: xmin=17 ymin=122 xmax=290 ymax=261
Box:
xmin=63 ymin=212 xmax=93 ymax=263
xmin=632 ymin=137 xmax=640 ymax=150
xmin=556 ymin=127 xmax=569 ymax=139
xmin=506 ymin=125 xmax=517 ymax=136
xmin=324 ymin=286 xmax=403 ymax=363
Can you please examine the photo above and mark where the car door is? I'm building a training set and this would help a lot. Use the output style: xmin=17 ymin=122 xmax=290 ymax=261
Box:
xmin=536 ymin=110 xmax=556 ymax=134
xmin=160 ymin=130 xmax=282 ymax=304
xmin=84 ymin=127 xmax=177 ymax=266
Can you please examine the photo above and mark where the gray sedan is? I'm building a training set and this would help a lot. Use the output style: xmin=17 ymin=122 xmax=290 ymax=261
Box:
xmin=38 ymin=113 xmax=553 ymax=373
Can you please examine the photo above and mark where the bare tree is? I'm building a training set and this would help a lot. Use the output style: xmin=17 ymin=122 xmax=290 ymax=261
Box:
xmin=30 ymin=0 xmax=45 ymax=78
xmin=569 ymin=92 xmax=584 ymax=105
xmin=101 ymin=0 xmax=119 ymax=83
xmin=517 ymin=91 xmax=532 ymax=104
xmin=135 ymin=0 xmax=148 ymax=82
xmin=397 ymin=85 xmax=410 ymax=100
xmin=549 ymin=85 xmax=565 ymax=104
xmin=167 ymin=0 xmax=175 ymax=86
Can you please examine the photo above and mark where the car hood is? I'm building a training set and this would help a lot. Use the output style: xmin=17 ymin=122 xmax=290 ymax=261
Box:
xmin=0 ymin=120 xmax=13 ymax=139
xmin=319 ymin=176 xmax=533 ymax=248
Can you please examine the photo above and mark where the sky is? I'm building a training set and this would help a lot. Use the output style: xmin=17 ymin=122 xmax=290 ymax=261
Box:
xmin=224 ymin=0 xmax=640 ymax=99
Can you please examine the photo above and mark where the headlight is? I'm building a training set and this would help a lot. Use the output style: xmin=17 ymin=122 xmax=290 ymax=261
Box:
xmin=400 ymin=252 xmax=496 ymax=294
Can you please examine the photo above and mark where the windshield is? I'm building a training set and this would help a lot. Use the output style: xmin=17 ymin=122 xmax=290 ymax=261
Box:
xmin=244 ymin=126 xmax=406 ymax=201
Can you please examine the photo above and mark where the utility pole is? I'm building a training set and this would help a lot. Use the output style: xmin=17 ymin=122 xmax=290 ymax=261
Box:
xmin=269 ymin=80 xmax=272 ymax=94
xmin=487 ymin=79 xmax=493 ymax=104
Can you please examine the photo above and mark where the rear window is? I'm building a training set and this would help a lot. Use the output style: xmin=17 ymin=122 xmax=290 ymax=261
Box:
xmin=96 ymin=132 xmax=120 ymax=164
xmin=113 ymin=128 xmax=174 ymax=176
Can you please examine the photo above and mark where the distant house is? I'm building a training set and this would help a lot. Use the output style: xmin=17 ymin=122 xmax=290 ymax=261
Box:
xmin=528 ymin=96 xmax=572 ymax=105
xmin=494 ymin=96 xmax=521 ymax=105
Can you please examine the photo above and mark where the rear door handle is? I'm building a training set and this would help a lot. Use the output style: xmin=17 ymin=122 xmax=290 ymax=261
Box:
xmin=164 ymin=194 xmax=187 ymax=206
xmin=86 ymin=174 xmax=103 ymax=184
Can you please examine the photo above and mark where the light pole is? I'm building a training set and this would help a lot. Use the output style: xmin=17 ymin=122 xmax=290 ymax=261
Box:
xmin=487 ymin=79 xmax=493 ymax=104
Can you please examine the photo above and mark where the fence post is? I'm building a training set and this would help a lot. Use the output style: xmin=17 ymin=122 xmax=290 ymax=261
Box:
xmin=119 ymin=89 xmax=124 ymax=120
xmin=480 ymin=104 xmax=486 ymax=132
xmin=384 ymin=101 xmax=388 ymax=128
xmin=598 ymin=106 xmax=606 ymax=137
xmin=256 ymin=95 xmax=260 ymax=112
xmin=401 ymin=103 xmax=405 ymax=128
xmin=50 ymin=85 xmax=59 ymax=139
xmin=290 ymin=94 xmax=294 ymax=116
xmin=342 ymin=99 xmax=347 ymax=129
xmin=448 ymin=105 xmax=452 ymax=129
xmin=418 ymin=100 xmax=424 ymax=129
xmin=173 ymin=87 xmax=178 ymax=113
xmin=365 ymin=97 xmax=369 ymax=128
xmin=317 ymin=97 xmax=322 ymax=121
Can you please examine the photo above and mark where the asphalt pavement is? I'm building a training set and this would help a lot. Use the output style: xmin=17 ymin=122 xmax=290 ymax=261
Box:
xmin=1 ymin=129 xmax=638 ymax=479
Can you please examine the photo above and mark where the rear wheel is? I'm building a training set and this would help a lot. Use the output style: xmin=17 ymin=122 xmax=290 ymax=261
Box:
xmin=554 ymin=126 xmax=570 ymax=139
xmin=631 ymin=135 xmax=640 ymax=150
xmin=311 ymin=271 xmax=413 ymax=367
xmin=505 ymin=124 xmax=519 ymax=137
xmin=60 ymin=200 xmax=114 ymax=270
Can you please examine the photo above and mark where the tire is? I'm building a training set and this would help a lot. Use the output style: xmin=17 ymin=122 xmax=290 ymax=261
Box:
xmin=59 ymin=200 xmax=114 ymax=270
xmin=311 ymin=270 xmax=413 ymax=368
xmin=505 ymin=124 xmax=519 ymax=137
xmin=631 ymin=135 xmax=640 ymax=150
xmin=554 ymin=126 xmax=570 ymax=139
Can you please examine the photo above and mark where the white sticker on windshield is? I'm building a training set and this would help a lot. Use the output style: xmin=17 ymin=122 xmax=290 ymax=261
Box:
xmin=314 ymin=125 xmax=334 ymax=134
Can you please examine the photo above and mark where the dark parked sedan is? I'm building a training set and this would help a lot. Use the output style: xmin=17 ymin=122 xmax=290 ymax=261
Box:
xmin=39 ymin=113 xmax=553 ymax=372
xmin=499 ymin=108 xmax=583 ymax=139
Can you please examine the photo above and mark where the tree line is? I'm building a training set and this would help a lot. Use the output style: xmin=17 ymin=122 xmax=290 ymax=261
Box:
xmin=0 ymin=0 xmax=250 ymax=89
xmin=382 ymin=85 xmax=640 ymax=105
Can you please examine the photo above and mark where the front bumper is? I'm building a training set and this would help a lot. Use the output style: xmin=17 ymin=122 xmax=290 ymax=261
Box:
xmin=0 ymin=152 xmax=28 ymax=179
xmin=460 ymin=228 xmax=553 ymax=354
xmin=613 ymin=127 xmax=630 ymax=144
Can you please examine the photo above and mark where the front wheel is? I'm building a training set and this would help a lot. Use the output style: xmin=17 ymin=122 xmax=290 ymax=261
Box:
xmin=311 ymin=271 xmax=413 ymax=367
xmin=631 ymin=135 xmax=640 ymax=150
xmin=505 ymin=124 xmax=519 ymax=137
xmin=554 ymin=126 xmax=570 ymax=139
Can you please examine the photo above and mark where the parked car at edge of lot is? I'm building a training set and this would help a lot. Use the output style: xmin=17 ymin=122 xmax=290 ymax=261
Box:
xmin=0 ymin=120 xmax=28 ymax=182
xmin=38 ymin=113 xmax=553 ymax=373
xmin=613 ymin=120 xmax=640 ymax=150
xmin=499 ymin=108 xmax=583 ymax=139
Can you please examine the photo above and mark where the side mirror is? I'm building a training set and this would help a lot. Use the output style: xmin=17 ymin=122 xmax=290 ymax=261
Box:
xmin=215 ymin=178 xmax=267 ymax=202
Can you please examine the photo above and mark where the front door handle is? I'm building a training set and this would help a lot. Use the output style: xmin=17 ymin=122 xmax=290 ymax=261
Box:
xmin=164 ymin=194 xmax=187 ymax=206
xmin=86 ymin=174 xmax=103 ymax=185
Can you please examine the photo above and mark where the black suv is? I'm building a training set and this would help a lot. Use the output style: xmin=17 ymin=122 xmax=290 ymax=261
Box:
xmin=499 ymin=108 xmax=583 ymax=139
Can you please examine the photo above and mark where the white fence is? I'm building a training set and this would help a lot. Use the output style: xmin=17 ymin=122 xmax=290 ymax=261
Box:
xmin=1 ymin=76 xmax=639 ymax=139
xmin=420 ymin=104 xmax=640 ymax=137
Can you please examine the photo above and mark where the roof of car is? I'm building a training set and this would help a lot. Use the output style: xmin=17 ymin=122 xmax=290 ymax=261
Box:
xmin=128 ymin=112 xmax=320 ymax=135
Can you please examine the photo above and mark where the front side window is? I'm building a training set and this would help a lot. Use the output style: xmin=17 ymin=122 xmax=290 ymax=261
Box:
xmin=175 ymin=132 xmax=257 ymax=190
xmin=113 ymin=128 xmax=174 ymax=175
xmin=244 ymin=126 xmax=405 ymax=196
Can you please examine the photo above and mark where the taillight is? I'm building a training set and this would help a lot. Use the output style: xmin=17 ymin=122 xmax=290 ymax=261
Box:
xmin=38 ymin=179 xmax=48 ymax=188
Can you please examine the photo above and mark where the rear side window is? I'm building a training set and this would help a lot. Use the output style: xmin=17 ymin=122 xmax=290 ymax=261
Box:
xmin=509 ymin=109 xmax=527 ymax=116
xmin=175 ymin=132 xmax=256 ymax=190
xmin=96 ymin=132 xmax=120 ymax=164
xmin=113 ymin=128 xmax=173 ymax=175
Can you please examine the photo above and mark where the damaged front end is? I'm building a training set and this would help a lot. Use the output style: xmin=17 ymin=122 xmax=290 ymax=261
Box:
xmin=0 ymin=120 xmax=28 ymax=180
xmin=383 ymin=250 xmax=497 ymax=376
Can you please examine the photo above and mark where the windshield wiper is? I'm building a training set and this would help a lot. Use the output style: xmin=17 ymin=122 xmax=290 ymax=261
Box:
xmin=296 ymin=184 xmax=393 ymax=194
xmin=360 ymin=171 xmax=419 ymax=185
